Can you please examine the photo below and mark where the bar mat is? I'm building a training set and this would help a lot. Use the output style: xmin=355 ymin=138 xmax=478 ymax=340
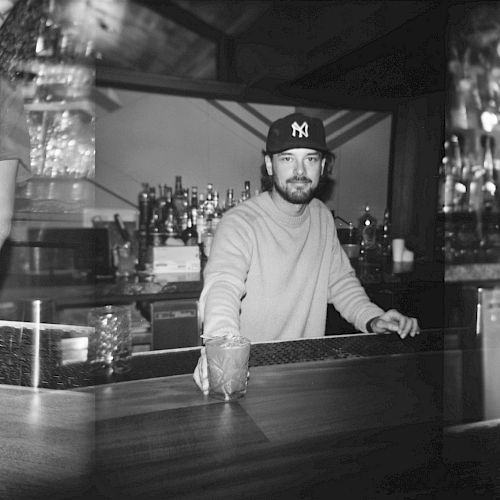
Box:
xmin=126 ymin=331 xmax=444 ymax=383
xmin=0 ymin=328 xmax=444 ymax=389
xmin=249 ymin=331 xmax=443 ymax=367
xmin=0 ymin=325 xmax=93 ymax=389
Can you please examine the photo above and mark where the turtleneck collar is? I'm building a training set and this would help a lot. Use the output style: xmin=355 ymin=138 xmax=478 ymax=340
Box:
xmin=262 ymin=191 xmax=310 ymax=227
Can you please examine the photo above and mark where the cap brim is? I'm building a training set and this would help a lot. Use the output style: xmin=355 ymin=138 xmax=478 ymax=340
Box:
xmin=265 ymin=145 xmax=331 ymax=155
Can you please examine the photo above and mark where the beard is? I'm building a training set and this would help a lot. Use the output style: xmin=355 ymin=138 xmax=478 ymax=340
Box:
xmin=272 ymin=175 xmax=316 ymax=204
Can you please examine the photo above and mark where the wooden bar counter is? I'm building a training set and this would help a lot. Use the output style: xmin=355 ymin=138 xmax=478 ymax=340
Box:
xmin=0 ymin=385 xmax=94 ymax=500
xmin=88 ymin=350 xmax=445 ymax=499
xmin=1 ymin=331 xmax=498 ymax=499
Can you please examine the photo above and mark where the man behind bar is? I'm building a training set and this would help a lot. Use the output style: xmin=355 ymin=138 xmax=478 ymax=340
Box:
xmin=194 ymin=112 xmax=419 ymax=392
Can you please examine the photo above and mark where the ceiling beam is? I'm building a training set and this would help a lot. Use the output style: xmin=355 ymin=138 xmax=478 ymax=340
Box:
xmin=96 ymin=66 xmax=248 ymax=99
xmin=133 ymin=0 xmax=227 ymax=41
xmin=133 ymin=0 xmax=237 ymax=81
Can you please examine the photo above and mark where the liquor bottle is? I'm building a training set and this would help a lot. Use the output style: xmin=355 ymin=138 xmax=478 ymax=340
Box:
xmin=179 ymin=188 xmax=190 ymax=231
xmin=197 ymin=192 xmax=205 ymax=214
xmin=137 ymin=227 xmax=148 ymax=270
xmin=211 ymin=191 xmax=223 ymax=232
xmin=224 ymin=188 xmax=236 ymax=211
xmin=455 ymin=155 xmax=473 ymax=213
xmin=458 ymin=131 xmax=478 ymax=214
xmin=438 ymin=137 xmax=458 ymax=214
xmin=173 ymin=175 xmax=185 ymax=217
xmin=449 ymin=135 xmax=468 ymax=212
xmin=155 ymin=184 xmax=167 ymax=225
xmin=357 ymin=205 xmax=377 ymax=249
xmin=342 ymin=222 xmax=360 ymax=260
xmin=358 ymin=238 xmax=367 ymax=263
xmin=148 ymin=185 xmax=156 ymax=224
xmin=379 ymin=208 xmax=392 ymax=261
xmin=190 ymin=186 xmax=199 ymax=221
xmin=196 ymin=193 xmax=206 ymax=244
xmin=466 ymin=134 xmax=484 ymax=214
xmin=438 ymin=155 xmax=451 ymax=214
xmin=202 ymin=183 xmax=216 ymax=218
xmin=163 ymin=185 xmax=175 ymax=221
xmin=242 ymin=181 xmax=251 ymax=201
xmin=468 ymin=166 xmax=484 ymax=214
xmin=138 ymin=183 xmax=150 ymax=231
xmin=164 ymin=208 xmax=183 ymax=246
xmin=201 ymin=217 xmax=215 ymax=260
xmin=181 ymin=212 xmax=199 ymax=246
xmin=148 ymin=208 xmax=163 ymax=247
xmin=481 ymin=134 xmax=497 ymax=212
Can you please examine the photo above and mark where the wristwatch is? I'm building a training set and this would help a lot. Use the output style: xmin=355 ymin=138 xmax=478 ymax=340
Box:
xmin=366 ymin=317 xmax=377 ymax=333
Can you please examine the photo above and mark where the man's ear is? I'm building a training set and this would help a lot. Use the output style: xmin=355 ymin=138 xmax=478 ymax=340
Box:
xmin=264 ymin=155 xmax=273 ymax=176
xmin=320 ymin=157 xmax=326 ymax=175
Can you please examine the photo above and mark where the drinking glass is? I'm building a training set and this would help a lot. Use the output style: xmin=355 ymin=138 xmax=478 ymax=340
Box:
xmin=205 ymin=336 xmax=251 ymax=401
xmin=87 ymin=305 xmax=132 ymax=375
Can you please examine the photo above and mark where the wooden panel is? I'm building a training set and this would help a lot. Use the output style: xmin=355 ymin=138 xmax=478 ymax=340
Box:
xmin=391 ymin=92 xmax=445 ymax=261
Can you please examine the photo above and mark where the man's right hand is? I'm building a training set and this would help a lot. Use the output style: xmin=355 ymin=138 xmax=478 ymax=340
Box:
xmin=193 ymin=347 xmax=209 ymax=394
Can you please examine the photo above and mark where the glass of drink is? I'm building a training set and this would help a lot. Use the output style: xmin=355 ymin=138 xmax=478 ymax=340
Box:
xmin=205 ymin=336 xmax=251 ymax=401
xmin=87 ymin=305 xmax=132 ymax=375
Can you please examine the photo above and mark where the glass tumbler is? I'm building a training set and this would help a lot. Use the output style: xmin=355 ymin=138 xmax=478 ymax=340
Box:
xmin=205 ymin=336 xmax=251 ymax=401
xmin=87 ymin=305 xmax=132 ymax=375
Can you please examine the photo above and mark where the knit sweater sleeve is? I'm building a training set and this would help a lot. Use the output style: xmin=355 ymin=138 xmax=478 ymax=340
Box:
xmin=198 ymin=210 xmax=253 ymax=338
xmin=327 ymin=228 xmax=384 ymax=332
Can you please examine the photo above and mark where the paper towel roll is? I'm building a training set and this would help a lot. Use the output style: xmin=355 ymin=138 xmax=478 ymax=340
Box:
xmin=392 ymin=238 xmax=405 ymax=262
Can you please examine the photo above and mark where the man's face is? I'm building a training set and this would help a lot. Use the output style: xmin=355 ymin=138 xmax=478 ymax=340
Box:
xmin=264 ymin=148 xmax=325 ymax=204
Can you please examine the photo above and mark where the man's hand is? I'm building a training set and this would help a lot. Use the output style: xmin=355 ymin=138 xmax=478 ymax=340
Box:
xmin=370 ymin=309 xmax=420 ymax=338
xmin=193 ymin=347 xmax=209 ymax=394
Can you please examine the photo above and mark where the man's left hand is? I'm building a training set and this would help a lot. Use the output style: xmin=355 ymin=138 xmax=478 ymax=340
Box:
xmin=370 ymin=309 xmax=420 ymax=338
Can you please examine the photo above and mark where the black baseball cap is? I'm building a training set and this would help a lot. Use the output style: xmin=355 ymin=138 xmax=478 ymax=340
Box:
xmin=265 ymin=112 xmax=329 ymax=155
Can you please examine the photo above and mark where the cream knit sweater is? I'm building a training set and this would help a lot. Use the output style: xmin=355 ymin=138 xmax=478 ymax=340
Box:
xmin=199 ymin=191 xmax=384 ymax=342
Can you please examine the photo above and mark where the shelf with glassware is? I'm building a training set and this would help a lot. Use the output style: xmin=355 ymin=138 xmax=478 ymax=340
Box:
xmin=13 ymin=2 xmax=97 ymax=209
xmin=15 ymin=64 xmax=95 ymax=213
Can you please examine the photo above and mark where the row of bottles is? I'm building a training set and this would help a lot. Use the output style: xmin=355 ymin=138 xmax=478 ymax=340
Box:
xmin=438 ymin=133 xmax=500 ymax=215
xmin=137 ymin=177 xmax=254 ymax=268
xmin=358 ymin=205 xmax=392 ymax=262
xmin=341 ymin=205 xmax=392 ymax=263
xmin=437 ymin=132 xmax=500 ymax=264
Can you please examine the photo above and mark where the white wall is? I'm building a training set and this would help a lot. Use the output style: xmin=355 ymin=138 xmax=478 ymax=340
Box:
xmin=329 ymin=117 xmax=391 ymax=225
xmin=95 ymin=88 xmax=391 ymax=225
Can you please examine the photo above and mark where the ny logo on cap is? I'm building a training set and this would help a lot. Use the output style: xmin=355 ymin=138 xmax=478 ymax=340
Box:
xmin=291 ymin=121 xmax=308 ymax=139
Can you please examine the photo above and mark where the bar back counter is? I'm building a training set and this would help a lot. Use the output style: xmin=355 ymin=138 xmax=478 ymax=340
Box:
xmin=1 ymin=327 xmax=499 ymax=500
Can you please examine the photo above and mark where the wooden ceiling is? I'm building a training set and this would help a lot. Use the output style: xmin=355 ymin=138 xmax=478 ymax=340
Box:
xmin=0 ymin=0 xmax=451 ymax=104
xmin=89 ymin=0 xmax=446 ymax=103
